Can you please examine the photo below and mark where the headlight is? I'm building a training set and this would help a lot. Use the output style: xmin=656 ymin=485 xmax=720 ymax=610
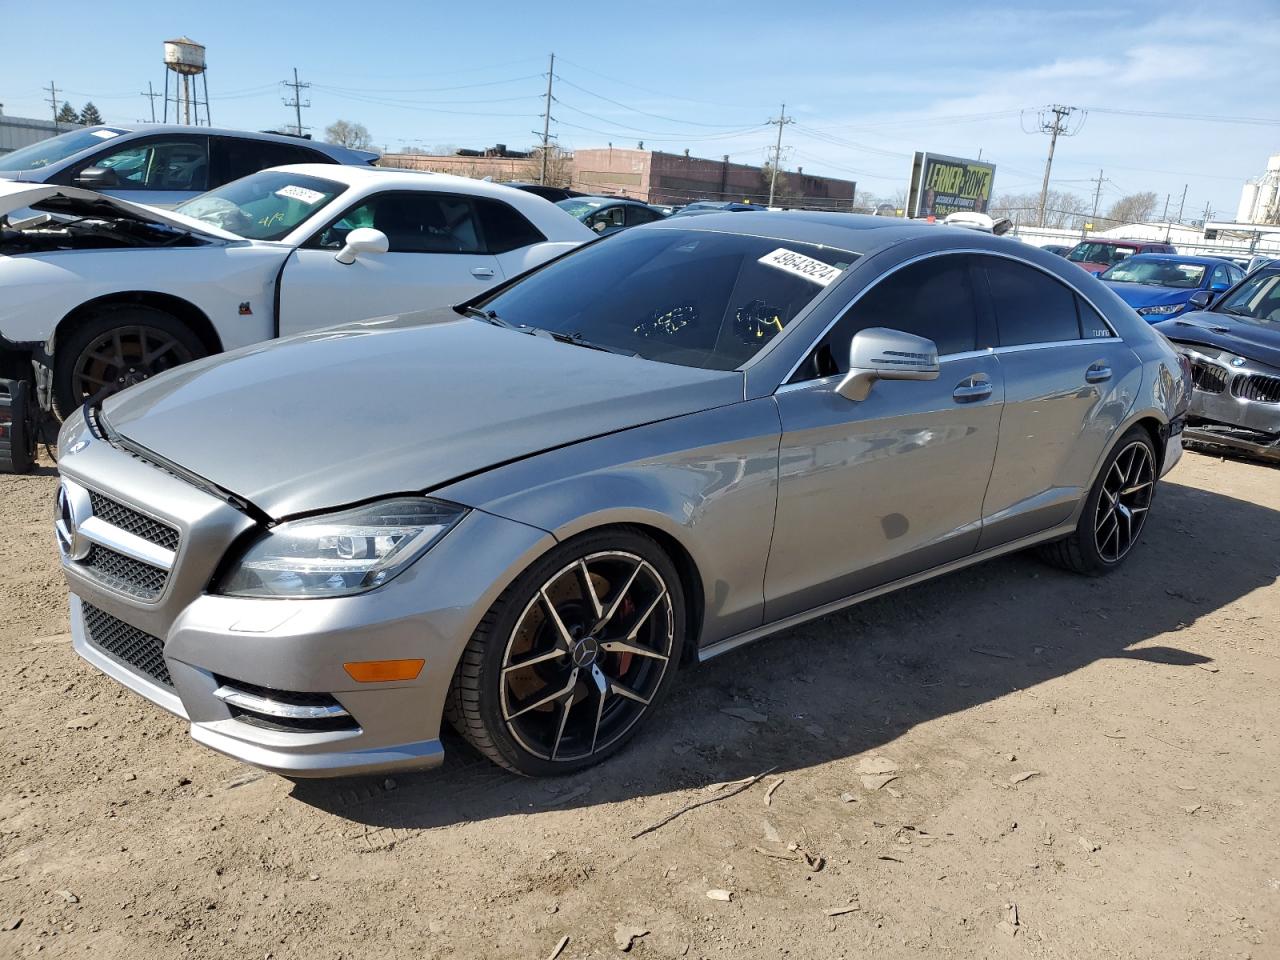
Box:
xmin=1137 ymin=303 xmax=1181 ymax=316
xmin=217 ymin=498 xmax=466 ymax=599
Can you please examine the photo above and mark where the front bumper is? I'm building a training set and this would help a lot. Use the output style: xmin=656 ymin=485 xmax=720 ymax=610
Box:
xmin=56 ymin=415 xmax=556 ymax=777
xmin=1169 ymin=343 xmax=1280 ymax=464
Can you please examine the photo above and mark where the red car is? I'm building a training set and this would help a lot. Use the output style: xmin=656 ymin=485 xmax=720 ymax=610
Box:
xmin=1066 ymin=239 xmax=1176 ymax=274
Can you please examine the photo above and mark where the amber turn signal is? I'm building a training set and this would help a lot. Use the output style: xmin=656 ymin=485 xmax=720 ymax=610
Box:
xmin=343 ymin=659 xmax=425 ymax=682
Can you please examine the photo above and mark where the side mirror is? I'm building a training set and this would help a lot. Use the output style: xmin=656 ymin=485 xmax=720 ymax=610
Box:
xmin=334 ymin=227 xmax=389 ymax=265
xmin=73 ymin=166 xmax=120 ymax=189
xmin=1187 ymin=290 xmax=1214 ymax=311
xmin=836 ymin=327 xmax=940 ymax=402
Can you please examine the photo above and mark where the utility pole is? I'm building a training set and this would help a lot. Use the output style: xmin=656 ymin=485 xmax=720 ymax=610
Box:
xmin=1035 ymin=105 xmax=1078 ymax=227
xmin=1175 ymin=183 xmax=1188 ymax=223
xmin=140 ymin=81 xmax=160 ymax=124
xmin=281 ymin=68 xmax=311 ymax=137
xmin=46 ymin=81 xmax=61 ymax=131
xmin=766 ymin=103 xmax=794 ymax=207
xmin=1201 ymin=201 xmax=1213 ymax=226
xmin=1086 ymin=168 xmax=1106 ymax=238
xmin=538 ymin=52 xmax=555 ymax=185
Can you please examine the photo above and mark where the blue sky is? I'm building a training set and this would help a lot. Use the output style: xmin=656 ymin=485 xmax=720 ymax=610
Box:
xmin=2 ymin=0 xmax=1276 ymax=218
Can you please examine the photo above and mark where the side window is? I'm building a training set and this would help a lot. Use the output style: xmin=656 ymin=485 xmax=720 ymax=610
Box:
xmin=810 ymin=255 xmax=979 ymax=379
xmin=981 ymin=256 xmax=1082 ymax=345
xmin=627 ymin=205 xmax=661 ymax=227
xmin=1209 ymin=263 xmax=1235 ymax=290
xmin=211 ymin=138 xmax=329 ymax=186
xmin=1076 ymin=296 xmax=1113 ymax=339
xmin=474 ymin=198 xmax=545 ymax=253
xmin=312 ymin=192 xmax=484 ymax=254
xmin=83 ymin=137 xmax=209 ymax=191
xmin=587 ymin=206 xmax=626 ymax=233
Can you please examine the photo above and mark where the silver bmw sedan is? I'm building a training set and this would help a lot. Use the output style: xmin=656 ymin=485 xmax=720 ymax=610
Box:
xmin=54 ymin=212 xmax=1191 ymax=778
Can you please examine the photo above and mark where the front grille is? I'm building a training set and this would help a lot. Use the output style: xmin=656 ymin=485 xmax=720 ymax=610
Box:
xmin=81 ymin=544 xmax=168 ymax=600
xmin=87 ymin=491 xmax=180 ymax=551
xmin=1232 ymin=373 xmax=1280 ymax=404
xmin=82 ymin=602 xmax=172 ymax=688
xmin=1190 ymin=360 xmax=1229 ymax=394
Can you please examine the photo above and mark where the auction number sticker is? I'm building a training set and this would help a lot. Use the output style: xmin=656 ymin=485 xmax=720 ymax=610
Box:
xmin=275 ymin=185 xmax=327 ymax=205
xmin=758 ymin=247 xmax=843 ymax=286
xmin=91 ymin=130 xmax=121 ymax=139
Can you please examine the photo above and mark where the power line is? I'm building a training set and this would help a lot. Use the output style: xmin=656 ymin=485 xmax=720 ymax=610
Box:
xmin=554 ymin=76 xmax=756 ymax=129
xmin=1083 ymin=107 xmax=1280 ymax=127
xmin=281 ymin=67 xmax=311 ymax=137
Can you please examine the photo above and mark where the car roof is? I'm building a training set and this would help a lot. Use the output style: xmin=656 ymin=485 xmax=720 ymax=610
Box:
xmin=78 ymin=124 xmax=377 ymax=163
xmin=1078 ymin=238 xmax=1169 ymax=247
xmin=565 ymin=195 xmax=645 ymax=205
xmin=646 ymin=210 xmax=963 ymax=254
xmin=1114 ymin=253 xmax=1232 ymax=266
xmin=264 ymin=162 xmax=560 ymax=199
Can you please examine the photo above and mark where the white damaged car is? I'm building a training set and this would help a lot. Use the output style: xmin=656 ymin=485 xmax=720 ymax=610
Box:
xmin=0 ymin=165 xmax=594 ymax=414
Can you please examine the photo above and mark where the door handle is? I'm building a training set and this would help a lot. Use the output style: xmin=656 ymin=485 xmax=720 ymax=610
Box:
xmin=471 ymin=267 xmax=495 ymax=279
xmin=1085 ymin=363 xmax=1113 ymax=384
xmin=952 ymin=376 xmax=993 ymax=403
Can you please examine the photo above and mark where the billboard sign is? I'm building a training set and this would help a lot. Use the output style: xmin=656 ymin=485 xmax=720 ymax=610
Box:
xmin=907 ymin=151 xmax=996 ymax=219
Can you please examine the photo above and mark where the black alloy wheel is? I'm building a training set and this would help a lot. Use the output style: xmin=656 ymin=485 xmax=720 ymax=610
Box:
xmin=448 ymin=530 xmax=685 ymax=776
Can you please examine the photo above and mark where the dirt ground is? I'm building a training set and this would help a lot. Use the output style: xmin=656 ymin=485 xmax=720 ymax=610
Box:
xmin=0 ymin=448 xmax=1277 ymax=960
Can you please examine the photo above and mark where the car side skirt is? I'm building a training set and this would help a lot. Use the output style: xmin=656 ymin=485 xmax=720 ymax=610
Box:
xmin=698 ymin=520 xmax=1075 ymax=663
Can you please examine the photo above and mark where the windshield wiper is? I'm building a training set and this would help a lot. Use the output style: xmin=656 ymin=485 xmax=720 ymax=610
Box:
xmin=537 ymin=329 xmax=640 ymax=357
xmin=458 ymin=305 xmax=526 ymax=331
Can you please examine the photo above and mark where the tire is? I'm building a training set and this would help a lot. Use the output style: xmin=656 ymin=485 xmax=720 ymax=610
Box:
xmin=1039 ymin=427 xmax=1158 ymax=576
xmin=52 ymin=305 xmax=207 ymax=419
xmin=446 ymin=528 xmax=686 ymax=776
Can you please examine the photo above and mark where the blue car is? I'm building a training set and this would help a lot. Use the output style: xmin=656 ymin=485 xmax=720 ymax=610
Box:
xmin=1100 ymin=254 xmax=1245 ymax=321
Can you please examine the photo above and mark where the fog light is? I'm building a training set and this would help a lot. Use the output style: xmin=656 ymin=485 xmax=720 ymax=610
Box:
xmin=343 ymin=659 xmax=425 ymax=682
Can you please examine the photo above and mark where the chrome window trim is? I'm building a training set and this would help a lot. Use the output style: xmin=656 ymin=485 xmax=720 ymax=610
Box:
xmin=777 ymin=247 xmax=1121 ymax=389
xmin=774 ymin=347 xmax=998 ymax=396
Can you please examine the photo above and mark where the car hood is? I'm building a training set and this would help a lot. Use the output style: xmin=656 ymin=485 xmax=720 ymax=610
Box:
xmin=1104 ymin=281 xmax=1191 ymax=308
xmin=101 ymin=311 xmax=744 ymax=518
xmin=0 ymin=180 xmax=242 ymax=242
xmin=1074 ymin=262 xmax=1109 ymax=274
xmin=1154 ymin=311 xmax=1280 ymax=370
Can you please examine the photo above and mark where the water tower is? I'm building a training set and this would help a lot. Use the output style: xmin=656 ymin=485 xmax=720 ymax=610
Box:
xmin=162 ymin=37 xmax=210 ymax=126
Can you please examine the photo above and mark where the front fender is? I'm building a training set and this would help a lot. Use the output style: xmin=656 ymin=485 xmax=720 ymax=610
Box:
xmin=434 ymin=398 xmax=782 ymax=647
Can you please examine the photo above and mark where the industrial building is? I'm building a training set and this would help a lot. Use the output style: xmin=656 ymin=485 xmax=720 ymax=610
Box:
xmin=0 ymin=108 xmax=58 ymax=157
xmin=1237 ymin=153 xmax=1280 ymax=225
xmin=381 ymin=145 xmax=857 ymax=209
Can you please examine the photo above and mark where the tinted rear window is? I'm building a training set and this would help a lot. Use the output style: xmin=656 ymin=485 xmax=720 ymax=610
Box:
xmin=981 ymin=257 xmax=1081 ymax=345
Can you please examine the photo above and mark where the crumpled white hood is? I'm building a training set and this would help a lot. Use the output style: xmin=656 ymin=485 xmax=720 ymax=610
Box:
xmin=0 ymin=180 xmax=243 ymax=242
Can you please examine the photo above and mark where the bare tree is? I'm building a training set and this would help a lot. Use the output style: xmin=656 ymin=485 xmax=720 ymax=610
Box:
xmin=528 ymin=144 xmax=573 ymax=187
xmin=990 ymin=190 xmax=1088 ymax=229
xmin=1105 ymin=191 xmax=1159 ymax=226
xmin=324 ymin=120 xmax=373 ymax=151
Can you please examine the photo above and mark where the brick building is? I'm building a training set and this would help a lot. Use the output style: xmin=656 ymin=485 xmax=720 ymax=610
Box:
xmin=381 ymin=144 xmax=856 ymax=210
xmin=571 ymin=147 xmax=856 ymax=209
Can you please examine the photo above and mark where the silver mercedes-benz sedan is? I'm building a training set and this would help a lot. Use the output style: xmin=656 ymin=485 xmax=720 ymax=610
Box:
xmin=54 ymin=212 xmax=1191 ymax=778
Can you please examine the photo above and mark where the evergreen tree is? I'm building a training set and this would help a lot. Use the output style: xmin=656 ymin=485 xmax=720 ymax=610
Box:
xmin=79 ymin=102 xmax=104 ymax=126
xmin=56 ymin=101 xmax=80 ymax=125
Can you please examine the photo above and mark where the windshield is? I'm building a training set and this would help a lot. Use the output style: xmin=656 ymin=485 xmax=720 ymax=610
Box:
xmin=1213 ymin=269 xmax=1280 ymax=325
xmin=479 ymin=228 xmax=857 ymax=370
xmin=1067 ymin=242 xmax=1137 ymax=265
xmin=0 ymin=127 xmax=130 ymax=173
xmin=175 ymin=171 xmax=346 ymax=240
xmin=1100 ymin=258 xmax=1206 ymax=288
xmin=555 ymin=198 xmax=605 ymax=219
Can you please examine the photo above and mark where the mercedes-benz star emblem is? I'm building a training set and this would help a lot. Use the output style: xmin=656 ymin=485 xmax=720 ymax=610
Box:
xmin=55 ymin=481 xmax=93 ymax=562
xmin=571 ymin=636 xmax=601 ymax=669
